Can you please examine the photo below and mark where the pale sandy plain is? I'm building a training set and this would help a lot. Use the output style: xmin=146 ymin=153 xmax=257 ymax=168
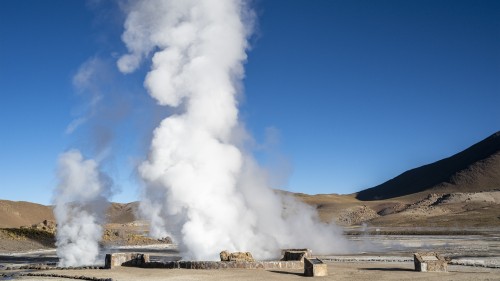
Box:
xmin=2 ymin=232 xmax=500 ymax=281
xmin=8 ymin=262 xmax=500 ymax=281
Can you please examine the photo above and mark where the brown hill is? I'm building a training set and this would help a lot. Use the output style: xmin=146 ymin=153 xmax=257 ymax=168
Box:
xmin=356 ymin=131 xmax=500 ymax=201
xmin=0 ymin=200 xmax=54 ymax=228
xmin=0 ymin=200 xmax=139 ymax=228
xmin=106 ymin=202 xmax=139 ymax=224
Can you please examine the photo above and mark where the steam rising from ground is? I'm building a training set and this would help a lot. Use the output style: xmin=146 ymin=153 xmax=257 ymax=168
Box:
xmin=53 ymin=150 xmax=112 ymax=266
xmin=117 ymin=0 xmax=354 ymax=260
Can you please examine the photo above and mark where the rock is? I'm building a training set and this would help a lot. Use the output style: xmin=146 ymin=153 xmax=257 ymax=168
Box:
xmin=27 ymin=220 xmax=57 ymax=234
xmin=157 ymin=236 xmax=173 ymax=243
xmin=220 ymin=251 xmax=229 ymax=261
xmin=337 ymin=205 xmax=380 ymax=226
xmin=220 ymin=250 xmax=255 ymax=262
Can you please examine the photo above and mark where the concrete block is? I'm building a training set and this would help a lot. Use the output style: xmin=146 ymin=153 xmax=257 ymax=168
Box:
xmin=104 ymin=253 xmax=150 ymax=269
xmin=304 ymin=258 xmax=328 ymax=277
xmin=281 ymin=249 xmax=312 ymax=261
xmin=414 ymin=252 xmax=448 ymax=272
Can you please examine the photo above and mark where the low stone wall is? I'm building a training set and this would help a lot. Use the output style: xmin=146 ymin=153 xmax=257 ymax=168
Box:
xmin=105 ymin=253 xmax=150 ymax=269
xmin=104 ymin=252 xmax=303 ymax=270
xmin=19 ymin=273 xmax=112 ymax=281
xmin=281 ymin=249 xmax=312 ymax=262
xmin=1 ymin=273 xmax=112 ymax=281
xmin=140 ymin=260 xmax=304 ymax=270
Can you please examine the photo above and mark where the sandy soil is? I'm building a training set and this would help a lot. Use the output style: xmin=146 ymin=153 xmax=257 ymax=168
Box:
xmin=5 ymin=262 xmax=500 ymax=281
xmin=2 ymin=234 xmax=500 ymax=281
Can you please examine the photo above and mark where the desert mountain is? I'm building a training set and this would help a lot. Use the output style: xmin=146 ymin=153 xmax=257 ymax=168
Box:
xmin=356 ymin=131 xmax=500 ymax=201
xmin=0 ymin=200 xmax=54 ymax=228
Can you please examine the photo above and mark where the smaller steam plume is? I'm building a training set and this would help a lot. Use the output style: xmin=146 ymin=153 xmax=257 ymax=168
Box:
xmin=53 ymin=150 xmax=112 ymax=266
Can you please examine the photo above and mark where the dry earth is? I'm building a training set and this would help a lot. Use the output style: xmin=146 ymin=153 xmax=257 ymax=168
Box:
xmin=4 ymin=262 xmax=500 ymax=281
xmin=293 ymin=190 xmax=500 ymax=228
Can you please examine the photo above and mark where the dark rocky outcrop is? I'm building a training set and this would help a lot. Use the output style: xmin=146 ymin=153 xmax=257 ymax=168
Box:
xmin=357 ymin=131 xmax=500 ymax=200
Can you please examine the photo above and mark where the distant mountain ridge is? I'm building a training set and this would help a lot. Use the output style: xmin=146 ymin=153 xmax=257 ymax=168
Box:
xmin=356 ymin=131 xmax=500 ymax=200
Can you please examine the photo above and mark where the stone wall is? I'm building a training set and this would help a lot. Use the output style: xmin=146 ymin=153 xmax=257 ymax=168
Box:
xmin=104 ymin=253 xmax=304 ymax=269
xmin=140 ymin=260 xmax=303 ymax=270
xmin=281 ymin=249 xmax=312 ymax=261
xmin=104 ymin=253 xmax=150 ymax=269
xmin=105 ymin=252 xmax=303 ymax=270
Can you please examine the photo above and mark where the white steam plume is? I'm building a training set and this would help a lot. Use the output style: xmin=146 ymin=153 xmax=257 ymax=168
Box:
xmin=119 ymin=0 xmax=353 ymax=260
xmin=53 ymin=150 xmax=112 ymax=266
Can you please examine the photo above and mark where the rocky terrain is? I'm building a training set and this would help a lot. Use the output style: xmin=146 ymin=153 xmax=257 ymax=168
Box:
xmin=0 ymin=218 xmax=169 ymax=252
xmin=300 ymin=190 xmax=500 ymax=228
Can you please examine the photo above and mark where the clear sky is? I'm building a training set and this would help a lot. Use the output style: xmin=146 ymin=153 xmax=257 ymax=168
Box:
xmin=1 ymin=0 xmax=499 ymax=205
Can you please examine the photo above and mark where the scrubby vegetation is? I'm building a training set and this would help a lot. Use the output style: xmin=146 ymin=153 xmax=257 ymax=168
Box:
xmin=0 ymin=227 xmax=55 ymax=248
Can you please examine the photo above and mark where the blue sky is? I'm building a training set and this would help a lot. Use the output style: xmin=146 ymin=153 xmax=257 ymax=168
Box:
xmin=1 ymin=0 xmax=499 ymax=205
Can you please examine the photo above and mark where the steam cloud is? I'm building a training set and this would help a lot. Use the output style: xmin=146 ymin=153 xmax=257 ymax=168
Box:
xmin=53 ymin=150 xmax=112 ymax=266
xmin=117 ymin=0 xmax=354 ymax=260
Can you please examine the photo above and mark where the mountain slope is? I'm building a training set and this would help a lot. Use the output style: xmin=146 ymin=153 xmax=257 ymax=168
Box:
xmin=0 ymin=200 xmax=139 ymax=228
xmin=356 ymin=131 xmax=500 ymax=200
xmin=0 ymin=200 xmax=54 ymax=228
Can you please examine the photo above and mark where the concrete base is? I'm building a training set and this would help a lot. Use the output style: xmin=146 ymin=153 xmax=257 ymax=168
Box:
xmin=304 ymin=258 xmax=328 ymax=277
xmin=414 ymin=252 xmax=448 ymax=272
xmin=140 ymin=260 xmax=304 ymax=270
xmin=281 ymin=249 xmax=312 ymax=262
xmin=104 ymin=253 xmax=150 ymax=269
xmin=104 ymin=252 xmax=303 ymax=270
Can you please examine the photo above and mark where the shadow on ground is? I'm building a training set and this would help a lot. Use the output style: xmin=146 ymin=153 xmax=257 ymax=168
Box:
xmin=361 ymin=267 xmax=414 ymax=272
xmin=269 ymin=270 xmax=304 ymax=276
xmin=0 ymin=255 xmax=58 ymax=265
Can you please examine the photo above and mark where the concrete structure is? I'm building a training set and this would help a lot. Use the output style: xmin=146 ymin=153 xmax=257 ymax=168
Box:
xmin=141 ymin=260 xmax=304 ymax=269
xmin=304 ymin=258 xmax=328 ymax=277
xmin=414 ymin=252 xmax=448 ymax=272
xmin=104 ymin=253 xmax=150 ymax=269
xmin=104 ymin=252 xmax=303 ymax=270
xmin=281 ymin=249 xmax=312 ymax=262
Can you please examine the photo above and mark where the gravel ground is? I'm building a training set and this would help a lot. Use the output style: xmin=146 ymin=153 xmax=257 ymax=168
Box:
xmin=4 ymin=262 xmax=500 ymax=281
xmin=2 ymin=234 xmax=500 ymax=280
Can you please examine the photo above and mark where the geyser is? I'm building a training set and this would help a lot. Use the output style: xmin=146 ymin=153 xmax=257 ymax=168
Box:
xmin=118 ymin=0 xmax=353 ymax=260
xmin=53 ymin=150 xmax=112 ymax=266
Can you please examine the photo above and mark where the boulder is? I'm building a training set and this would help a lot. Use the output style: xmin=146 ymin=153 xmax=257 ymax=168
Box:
xmin=220 ymin=251 xmax=255 ymax=262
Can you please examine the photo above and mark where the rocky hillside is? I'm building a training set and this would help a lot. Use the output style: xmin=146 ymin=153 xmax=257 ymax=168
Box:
xmin=356 ymin=131 xmax=500 ymax=200
xmin=106 ymin=202 xmax=139 ymax=224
